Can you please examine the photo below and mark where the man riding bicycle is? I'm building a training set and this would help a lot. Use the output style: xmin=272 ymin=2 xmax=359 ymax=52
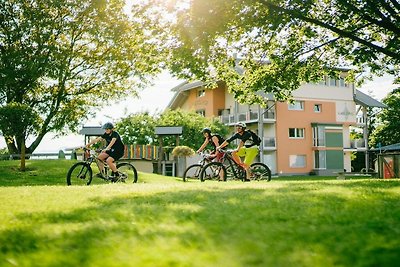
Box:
xmin=85 ymin=122 xmax=124 ymax=182
xmin=216 ymin=122 xmax=261 ymax=181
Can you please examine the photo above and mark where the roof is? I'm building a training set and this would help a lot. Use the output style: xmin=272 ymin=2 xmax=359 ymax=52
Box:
xmin=79 ymin=126 xmax=104 ymax=136
xmin=370 ymin=143 xmax=400 ymax=152
xmin=167 ymin=81 xmax=204 ymax=110
xmin=155 ymin=126 xmax=183 ymax=135
xmin=354 ymin=90 xmax=386 ymax=108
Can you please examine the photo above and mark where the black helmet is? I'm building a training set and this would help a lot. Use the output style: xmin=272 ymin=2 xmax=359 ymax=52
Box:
xmin=102 ymin=122 xmax=114 ymax=129
xmin=202 ymin=127 xmax=211 ymax=134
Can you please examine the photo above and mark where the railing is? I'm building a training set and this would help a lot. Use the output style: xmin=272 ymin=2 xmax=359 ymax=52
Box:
xmin=219 ymin=110 xmax=276 ymax=125
xmin=263 ymin=137 xmax=276 ymax=149
xmin=263 ymin=110 xmax=275 ymax=120
xmin=350 ymin=139 xmax=366 ymax=149
xmin=356 ymin=116 xmax=365 ymax=124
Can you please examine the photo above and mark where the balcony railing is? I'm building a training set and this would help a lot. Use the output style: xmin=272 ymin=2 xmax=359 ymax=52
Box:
xmin=263 ymin=137 xmax=276 ymax=149
xmin=350 ymin=139 xmax=366 ymax=149
xmin=356 ymin=116 xmax=366 ymax=124
xmin=219 ymin=110 xmax=276 ymax=125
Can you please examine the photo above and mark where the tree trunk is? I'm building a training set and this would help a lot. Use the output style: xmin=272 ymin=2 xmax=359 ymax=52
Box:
xmin=20 ymin=138 xmax=26 ymax=171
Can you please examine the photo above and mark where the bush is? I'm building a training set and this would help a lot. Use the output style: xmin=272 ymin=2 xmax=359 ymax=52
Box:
xmin=172 ymin=146 xmax=195 ymax=157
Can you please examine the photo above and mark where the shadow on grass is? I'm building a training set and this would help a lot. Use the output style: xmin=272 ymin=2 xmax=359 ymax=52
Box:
xmin=1 ymin=184 xmax=399 ymax=266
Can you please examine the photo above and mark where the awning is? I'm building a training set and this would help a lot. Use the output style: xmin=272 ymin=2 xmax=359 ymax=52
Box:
xmin=354 ymin=90 xmax=386 ymax=108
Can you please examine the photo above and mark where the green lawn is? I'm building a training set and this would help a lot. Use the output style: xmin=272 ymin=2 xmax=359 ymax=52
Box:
xmin=0 ymin=160 xmax=399 ymax=266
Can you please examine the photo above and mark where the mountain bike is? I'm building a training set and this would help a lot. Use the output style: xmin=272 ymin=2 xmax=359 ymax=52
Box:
xmin=200 ymin=149 xmax=271 ymax=182
xmin=182 ymin=152 xmax=213 ymax=182
xmin=66 ymin=147 xmax=138 ymax=186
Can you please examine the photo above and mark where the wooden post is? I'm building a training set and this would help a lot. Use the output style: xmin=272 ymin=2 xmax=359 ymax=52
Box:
xmin=157 ymin=136 xmax=163 ymax=174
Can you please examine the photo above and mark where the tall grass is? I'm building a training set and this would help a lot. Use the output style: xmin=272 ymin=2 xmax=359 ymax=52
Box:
xmin=0 ymin=160 xmax=399 ymax=266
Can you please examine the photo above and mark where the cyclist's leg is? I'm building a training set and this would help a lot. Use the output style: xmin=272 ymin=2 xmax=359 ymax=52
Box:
xmin=97 ymin=152 xmax=108 ymax=173
xmin=107 ymin=150 xmax=124 ymax=178
xmin=243 ymin=147 xmax=258 ymax=179
xmin=232 ymin=147 xmax=246 ymax=166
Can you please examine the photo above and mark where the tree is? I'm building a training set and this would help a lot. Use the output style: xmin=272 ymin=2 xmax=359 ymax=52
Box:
xmin=157 ymin=109 xmax=229 ymax=149
xmin=116 ymin=112 xmax=157 ymax=145
xmin=369 ymin=87 xmax=400 ymax=148
xmin=0 ymin=103 xmax=41 ymax=170
xmin=132 ymin=0 xmax=399 ymax=104
xmin=116 ymin=109 xmax=229 ymax=150
xmin=0 ymin=0 xmax=164 ymax=155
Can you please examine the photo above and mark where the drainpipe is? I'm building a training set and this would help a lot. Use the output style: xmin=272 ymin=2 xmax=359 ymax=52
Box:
xmin=363 ymin=106 xmax=369 ymax=171
xmin=258 ymin=105 xmax=264 ymax=164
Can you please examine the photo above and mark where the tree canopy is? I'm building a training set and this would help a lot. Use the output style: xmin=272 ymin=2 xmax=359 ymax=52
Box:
xmin=0 ymin=0 xmax=164 ymax=155
xmin=369 ymin=88 xmax=400 ymax=148
xmin=116 ymin=109 xmax=229 ymax=150
xmin=132 ymin=0 xmax=399 ymax=104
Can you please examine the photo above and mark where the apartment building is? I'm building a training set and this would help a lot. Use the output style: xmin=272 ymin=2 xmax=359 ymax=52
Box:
xmin=167 ymin=76 xmax=385 ymax=176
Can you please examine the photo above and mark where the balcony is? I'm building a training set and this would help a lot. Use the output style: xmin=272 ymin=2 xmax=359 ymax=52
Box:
xmin=263 ymin=137 xmax=276 ymax=150
xmin=356 ymin=116 xmax=366 ymax=125
xmin=219 ymin=110 xmax=276 ymax=125
xmin=350 ymin=139 xmax=366 ymax=149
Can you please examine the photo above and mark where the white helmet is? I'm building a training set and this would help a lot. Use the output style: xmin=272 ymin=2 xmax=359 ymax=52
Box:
xmin=235 ymin=122 xmax=246 ymax=128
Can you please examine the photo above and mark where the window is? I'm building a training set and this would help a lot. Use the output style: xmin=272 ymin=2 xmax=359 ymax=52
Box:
xmin=314 ymin=150 xmax=326 ymax=169
xmin=329 ymin=77 xmax=336 ymax=86
xmin=312 ymin=126 xmax=325 ymax=146
xmin=339 ymin=77 xmax=346 ymax=87
xmin=314 ymin=104 xmax=322 ymax=113
xmin=290 ymin=155 xmax=306 ymax=168
xmin=288 ymin=101 xmax=304 ymax=110
xmin=289 ymin=128 xmax=304 ymax=138
xmin=197 ymin=89 xmax=205 ymax=97
xmin=196 ymin=109 xmax=205 ymax=117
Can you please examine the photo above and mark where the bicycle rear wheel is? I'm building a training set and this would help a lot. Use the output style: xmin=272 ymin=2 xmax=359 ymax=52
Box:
xmin=250 ymin=163 xmax=272 ymax=181
xmin=200 ymin=162 xmax=226 ymax=182
xmin=116 ymin=162 xmax=138 ymax=183
xmin=183 ymin=164 xmax=202 ymax=182
xmin=66 ymin=162 xmax=93 ymax=186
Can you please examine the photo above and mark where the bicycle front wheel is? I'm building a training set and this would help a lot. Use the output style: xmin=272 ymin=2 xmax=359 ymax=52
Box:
xmin=250 ymin=163 xmax=272 ymax=181
xmin=200 ymin=162 xmax=226 ymax=182
xmin=183 ymin=164 xmax=202 ymax=182
xmin=117 ymin=162 xmax=138 ymax=183
xmin=66 ymin=162 xmax=93 ymax=186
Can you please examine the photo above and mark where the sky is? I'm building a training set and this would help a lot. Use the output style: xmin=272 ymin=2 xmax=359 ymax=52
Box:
xmin=0 ymin=73 xmax=398 ymax=153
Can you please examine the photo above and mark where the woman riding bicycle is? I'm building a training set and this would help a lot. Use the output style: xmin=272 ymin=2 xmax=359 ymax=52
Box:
xmin=85 ymin=122 xmax=124 ymax=182
xmin=216 ymin=122 xmax=261 ymax=181
xmin=196 ymin=127 xmax=225 ymax=162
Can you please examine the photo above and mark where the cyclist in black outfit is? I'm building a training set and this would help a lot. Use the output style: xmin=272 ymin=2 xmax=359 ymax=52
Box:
xmin=85 ymin=122 xmax=125 ymax=180
xmin=196 ymin=127 xmax=225 ymax=162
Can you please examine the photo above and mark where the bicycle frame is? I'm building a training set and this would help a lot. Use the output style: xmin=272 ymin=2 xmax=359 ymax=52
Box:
xmin=219 ymin=150 xmax=246 ymax=180
xmin=84 ymin=149 xmax=112 ymax=180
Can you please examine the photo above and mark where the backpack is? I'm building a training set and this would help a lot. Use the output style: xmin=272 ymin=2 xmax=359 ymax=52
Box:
xmin=248 ymin=130 xmax=261 ymax=146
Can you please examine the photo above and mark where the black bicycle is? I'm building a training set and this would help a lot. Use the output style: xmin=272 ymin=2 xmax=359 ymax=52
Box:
xmin=182 ymin=152 xmax=213 ymax=182
xmin=200 ymin=149 xmax=272 ymax=182
xmin=66 ymin=147 xmax=138 ymax=185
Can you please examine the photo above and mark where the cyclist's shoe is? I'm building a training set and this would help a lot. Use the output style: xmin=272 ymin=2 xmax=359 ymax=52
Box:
xmin=243 ymin=178 xmax=251 ymax=182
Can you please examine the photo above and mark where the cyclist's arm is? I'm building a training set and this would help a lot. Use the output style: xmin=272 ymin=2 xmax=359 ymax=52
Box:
xmin=216 ymin=140 xmax=228 ymax=151
xmin=217 ymin=133 xmax=238 ymax=150
xmin=85 ymin=137 xmax=103 ymax=148
xmin=196 ymin=138 xmax=209 ymax=153
xmin=235 ymin=140 xmax=244 ymax=152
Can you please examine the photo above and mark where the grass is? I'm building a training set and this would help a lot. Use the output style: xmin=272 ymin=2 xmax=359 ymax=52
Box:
xmin=0 ymin=160 xmax=399 ymax=266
